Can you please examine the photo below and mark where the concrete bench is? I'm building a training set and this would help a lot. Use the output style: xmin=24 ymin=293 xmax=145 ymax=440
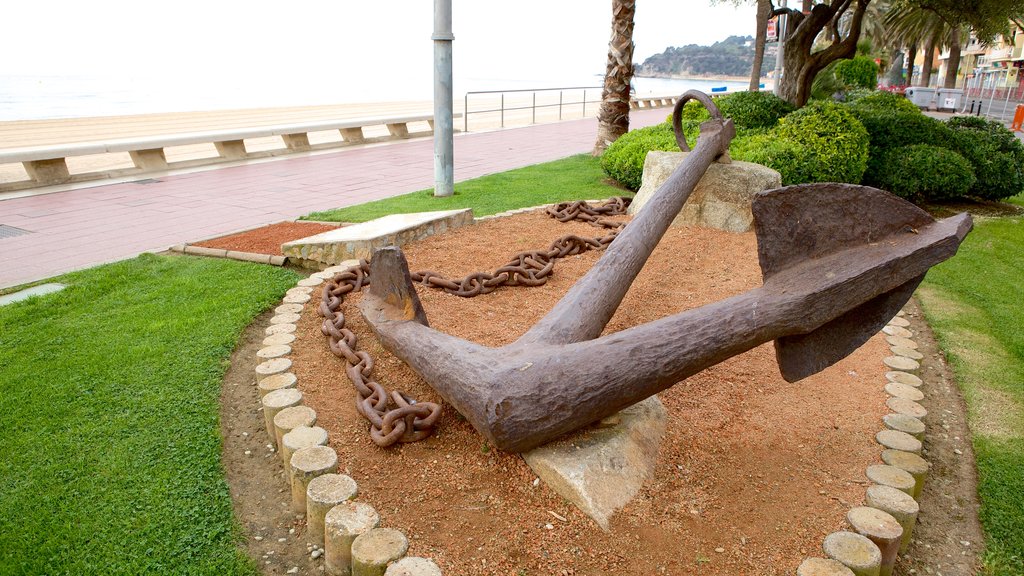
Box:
xmin=629 ymin=95 xmax=678 ymax=110
xmin=0 ymin=114 xmax=458 ymax=189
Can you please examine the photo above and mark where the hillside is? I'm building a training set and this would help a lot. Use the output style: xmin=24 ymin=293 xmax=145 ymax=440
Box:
xmin=637 ymin=35 xmax=773 ymax=78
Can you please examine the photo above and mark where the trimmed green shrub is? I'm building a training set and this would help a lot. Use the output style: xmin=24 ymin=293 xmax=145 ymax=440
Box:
xmin=600 ymin=123 xmax=683 ymax=191
xmin=731 ymin=133 xmax=812 ymax=185
xmin=945 ymin=116 xmax=1024 ymax=200
xmin=875 ymin=144 xmax=976 ymax=200
xmin=834 ymin=56 xmax=880 ymax=90
xmin=846 ymin=89 xmax=920 ymax=114
xmin=850 ymin=109 xmax=954 ymax=187
xmin=716 ymin=91 xmax=796 ymax=129
xmin=774 ymin=100 xmax=870 ymax=183
xmin=669 ymin=91 xmax=794 ymax=129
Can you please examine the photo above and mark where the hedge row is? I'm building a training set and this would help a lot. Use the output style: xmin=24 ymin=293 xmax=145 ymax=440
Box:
xmin=601 ymin=87 xmax=1024 ymax=203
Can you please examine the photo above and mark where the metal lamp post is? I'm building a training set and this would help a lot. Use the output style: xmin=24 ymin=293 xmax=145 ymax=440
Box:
xmin=432 ymin=0 xmax=454 ymax=197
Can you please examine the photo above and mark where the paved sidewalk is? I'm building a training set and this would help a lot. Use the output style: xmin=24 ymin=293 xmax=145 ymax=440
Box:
xmin=0 ymin=109 xmax=668 ymax=289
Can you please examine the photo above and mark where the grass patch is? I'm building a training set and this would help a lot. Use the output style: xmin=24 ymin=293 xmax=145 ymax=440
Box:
xmin=303 ymin=154 xmax=629 ymax=222
xmin=918 ymin=215 xmax=1024 ymax=575
xmin=0 ymin=253 xmax=298 ymax=575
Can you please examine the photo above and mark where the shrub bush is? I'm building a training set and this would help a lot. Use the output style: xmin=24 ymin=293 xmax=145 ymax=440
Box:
xmin=731 ymin=133 xmax=812 ymax=185
xmin=600 ymin=123 xmax=682 ymax=191
xmin=850 ymin=109 xmax=953 ymax=186
xmin=716 ymin=90 xmax=796 ymax=129
xmin=670 ymin=91 xmax=794 ymax=129
xmin=846 ymin=89 xmax=920 ymax=114
xmin=834 ymin=56 xmax=880 ymax=90
xmin=945 ymin=116 xmax=1024 ymax=200
xmin=875 ymin=144 xmax=976 ymax=200
xmin=774 ymin=100 xmax=870 ymax=183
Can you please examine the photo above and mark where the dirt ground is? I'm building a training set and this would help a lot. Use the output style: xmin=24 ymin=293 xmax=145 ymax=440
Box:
xmin=216 ymin=210 xmax=983 ymax=576
xmin=195 ymin=221 xmax=338 ymax=255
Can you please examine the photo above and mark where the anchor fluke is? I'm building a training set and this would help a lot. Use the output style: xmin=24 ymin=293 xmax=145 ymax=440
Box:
xmin=752 ymin=183 xmax=972 ymax=381
xmin=367 ymin=246 xmax=429 ymax=326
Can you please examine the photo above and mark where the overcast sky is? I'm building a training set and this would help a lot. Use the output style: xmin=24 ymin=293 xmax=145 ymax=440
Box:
xmin=1 ymin=0 xmax=757 ymax=80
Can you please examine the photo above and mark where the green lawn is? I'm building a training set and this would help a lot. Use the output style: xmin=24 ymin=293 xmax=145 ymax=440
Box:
xmin=0 ymin=253 xmax=298 ymax=575
xmin=303 ymin=154 xmax=629 ymax=222
xmin=917 ymin=203 xmax=1024 ymax=576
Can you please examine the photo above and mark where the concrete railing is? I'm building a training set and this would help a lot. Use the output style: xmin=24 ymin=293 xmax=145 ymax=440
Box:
xmin=0 ymin=114 xmax=459 ymax=191
xmin=629 ymin=95 xmax=680 ymax=110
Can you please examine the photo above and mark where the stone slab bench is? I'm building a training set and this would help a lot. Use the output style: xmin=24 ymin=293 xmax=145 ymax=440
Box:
xmin=629 ymin=95 xmax=679 ymax=110
xmin=282 ymin=209 xmax=474 ymax=269
xmin=0 ymin=113 xmax=460 ymax=191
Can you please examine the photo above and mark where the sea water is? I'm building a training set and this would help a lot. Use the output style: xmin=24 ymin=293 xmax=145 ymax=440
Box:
xmin=0 ymin=72 xmax=750 ymax=122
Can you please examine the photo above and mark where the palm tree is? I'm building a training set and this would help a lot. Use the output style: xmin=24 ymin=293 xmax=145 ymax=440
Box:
xmin=886 ymin=2 xmax=969 ymax=88
xmin=593 ymin=0 xmax=637 ymax=155
xmin=750 ymin=0 xmax=774 ymax=90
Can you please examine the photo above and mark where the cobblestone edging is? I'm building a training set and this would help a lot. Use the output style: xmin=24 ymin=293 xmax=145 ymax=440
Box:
xmin=255 ymin=264 xmax=442 ymax=576
xmin=798 ymin=311 xmax=933 ymax=576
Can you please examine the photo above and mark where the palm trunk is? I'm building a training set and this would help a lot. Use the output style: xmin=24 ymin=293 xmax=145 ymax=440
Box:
xmin=750 ymin=0 xmax=773 ymax=91
xmin=906 ymin=42 xmax=917 ymax=86
xmin=943 ymin=27 xmax=962 ymax=88
xmin=593 ymin=0 xmax=636 ymax=155
xmin=921 ymin=34 xmax=936 ymax=87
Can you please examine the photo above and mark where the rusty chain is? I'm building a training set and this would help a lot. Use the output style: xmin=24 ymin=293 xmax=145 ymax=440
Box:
xmin=319 ymin=197 xmax=631 ymax=447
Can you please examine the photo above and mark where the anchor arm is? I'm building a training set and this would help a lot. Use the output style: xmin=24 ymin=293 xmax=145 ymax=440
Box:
xmin=359 ymin=210 xmax=970 ymax=452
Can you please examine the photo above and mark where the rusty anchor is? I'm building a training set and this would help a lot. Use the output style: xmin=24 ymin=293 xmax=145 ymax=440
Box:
xmin=357 ymin=90 xmax=973 ymax=453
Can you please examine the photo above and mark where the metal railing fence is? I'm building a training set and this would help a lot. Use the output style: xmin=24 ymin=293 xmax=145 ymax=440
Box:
xmin=462 ymin=86 xmax=603 ymax=132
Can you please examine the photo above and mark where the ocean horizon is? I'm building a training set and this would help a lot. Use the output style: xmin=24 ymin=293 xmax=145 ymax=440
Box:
xmin=0 ymin=73 xmax=752 ymax=122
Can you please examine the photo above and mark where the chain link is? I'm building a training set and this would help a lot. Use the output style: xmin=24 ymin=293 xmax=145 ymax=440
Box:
xmin=318 ymin=197 xmax=631 ymax=447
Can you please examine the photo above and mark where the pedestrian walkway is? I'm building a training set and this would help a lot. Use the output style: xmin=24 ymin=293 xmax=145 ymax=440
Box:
xmin=0 ymin=109 xmax=669 ymax=289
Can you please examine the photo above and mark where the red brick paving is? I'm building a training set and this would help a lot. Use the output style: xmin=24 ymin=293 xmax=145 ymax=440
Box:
xmin=0 ymin=110 xmax=668 ymax=289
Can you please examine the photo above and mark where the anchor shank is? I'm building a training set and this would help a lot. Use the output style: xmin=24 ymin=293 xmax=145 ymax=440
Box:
xmin=518 ymin=118 xmax=733 ymax=346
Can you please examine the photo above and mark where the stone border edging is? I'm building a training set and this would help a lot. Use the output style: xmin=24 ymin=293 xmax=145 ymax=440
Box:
xmin=254 ymin=263 xmax=442 ymax=576
xmin=800 ymin=309 xmax=934 ymax=576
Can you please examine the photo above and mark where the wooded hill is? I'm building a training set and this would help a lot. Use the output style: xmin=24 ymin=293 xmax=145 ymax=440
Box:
xmin=637 ymin=35 xmax=773 ymax=78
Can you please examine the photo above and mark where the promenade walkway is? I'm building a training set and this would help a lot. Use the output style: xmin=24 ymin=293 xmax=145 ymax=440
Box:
xmin=0 ymin=108 xmax=668 ymax=289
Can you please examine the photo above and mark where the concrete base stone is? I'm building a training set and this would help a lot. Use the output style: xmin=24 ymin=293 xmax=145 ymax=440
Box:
xmin=865 ymin=485 xmax=919 ymax=552
xmin=884 ymin=371 xmax=922 ymax=387
xmin=307 ymin=474 xmax=359 ymax=544
xmin=291 ymin=445 xmax=339 ymax=513
xmin=276 ymin=303 xmax=305 ymax=314
xmin=886 ymin=398 xmax=928 ymax=420
xmin=351 ymin=528 xmax=409 ymax=576
xmin=882 ymin=326 xmax=913 ymax=339
xmin=522 ymin=396 xmax=666 ymax=530
xmin=882 ymin=413 xmax=925 ymax=440
xmin=875 ymin=430 xmax=923 ymax=454
xmin=282 ymin=209 xmax=473 ymax=269
xmin=880 ymin=449 xmax=929 ymax=498
xmin=258 ymin=344 xmax=292 ymax=359
xmin=256 ymin=357 xmax=293 ymax=378
xmin=266 ymin=323 xmax=298 ymax=336
xmin=822 ymin=531 xmax=882 ymax=576
xmin=628 ymin=150 xmax=781 ymax=233
xmin=274 ymin=405 xmax=317 ymax=451
xmin=258 ymin=372 xmax=297 ymax=397
xmin=282 ymin=426 xmax=330 ymax=473
xmin=798 ymin=558 xmax=856 ymax=576
xmin=262 ymin=388 xmax=304 ymax=446
xmin=284 ymin=293 xmax=312 ymax=304
xmin=891 ymin=346 xmax=924 ymax=360
xmin=888 ymin=317 xmax=911 ymax=328
xmin=865 ymin=464 xmax=917 ymax=496
xmin=325 ymin=502 xmax=380 ymax=576
xmin=384 ymin=557 xmax=443 ymax=576
xmin=272 ymin=313 xmax=301 ymax=324
xmin=263 ymin=332 xmax=297 ymax=347
xmin=884 ymin=336 xmax=917 ymax=350
xmin=884 ymin=382 xmax=924 ymax=402
xmin=883 ymin=356 xmax=920 ymax=371
xmin=846 ymin=507 xmax=903 ymax=576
